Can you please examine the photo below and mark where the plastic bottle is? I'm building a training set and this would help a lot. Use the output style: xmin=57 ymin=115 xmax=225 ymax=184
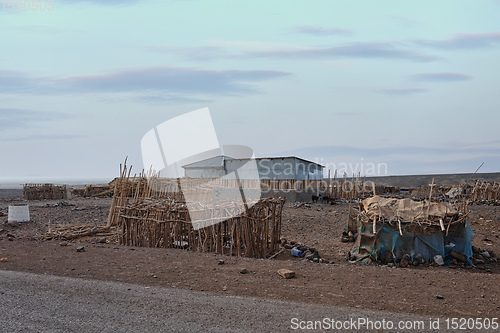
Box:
xmin=291 ymin=248 xmax=302 ymax=257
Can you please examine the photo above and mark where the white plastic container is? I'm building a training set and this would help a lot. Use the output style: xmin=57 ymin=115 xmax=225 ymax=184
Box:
xmin=8 ymin=205 xmax=30 ymax=223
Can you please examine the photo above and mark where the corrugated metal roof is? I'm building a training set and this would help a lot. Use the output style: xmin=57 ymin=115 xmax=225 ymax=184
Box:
xmin=182 ymin=155 xmax=324 ymax=169
xmin=182 ymin=156 xmax=229 ymax=169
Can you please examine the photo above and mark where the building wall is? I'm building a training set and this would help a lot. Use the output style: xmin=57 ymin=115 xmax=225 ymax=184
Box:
xmin=185 ymin=168 xmax=225 ymax=178
xmin=186 ymin=157 xmax=323 ymax=180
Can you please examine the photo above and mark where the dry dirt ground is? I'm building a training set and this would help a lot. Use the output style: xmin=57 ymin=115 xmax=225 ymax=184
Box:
xmin=1 ymin=190 xmax=499 ymax=319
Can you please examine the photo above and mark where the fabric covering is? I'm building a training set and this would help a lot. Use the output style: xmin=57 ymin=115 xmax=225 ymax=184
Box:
xmin=362 ymin=196 xmax=458 ymax=222
xmin=350 ymin=220 xmax=475 ymax=265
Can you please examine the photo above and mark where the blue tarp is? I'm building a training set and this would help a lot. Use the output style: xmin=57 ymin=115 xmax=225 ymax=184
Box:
xmin=351 ymin=221 xmax=474 ymax=265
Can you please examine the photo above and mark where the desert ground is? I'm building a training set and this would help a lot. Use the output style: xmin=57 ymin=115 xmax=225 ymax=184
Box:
xmin=1 ymin=189 xmax=499 ymax=321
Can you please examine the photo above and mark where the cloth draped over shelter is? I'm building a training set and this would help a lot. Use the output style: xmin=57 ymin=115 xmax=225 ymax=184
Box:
xmin=350 ymin=196 xmax=473 ymax=265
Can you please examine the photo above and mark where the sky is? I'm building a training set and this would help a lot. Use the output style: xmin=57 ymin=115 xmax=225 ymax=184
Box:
xmin=1 ymin=0 xmax=500 ymax=183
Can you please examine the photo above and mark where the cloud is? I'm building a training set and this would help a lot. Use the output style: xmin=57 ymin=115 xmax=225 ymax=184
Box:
xmin=377 ymin=88 xmax=428 ymax=95
xmin=61 ymin=67 xmax=291 ymax=95
xmin=0 ymin=108 xmax=74 ymax=130
xmin=0 ymin=70 xmax=53 ymax=94
xmin=0 ymin=67 xmax=291 ymax=98
xmin=244 ymin=42 xmax=437 ymax=62
xmin=415 ymin=32 xmax=500 ymax=50
xmin=146 ymin=46 xmax=228 ymax=61
xmin=292 ymin=25 xmax=353 ymax=36
xmin=136 ymin=94 xmax=212 ymax=105
xmin=410 ymin=72 xmax=473 ymax=82
xmin=0 ymin=134 xmax=85 ymax=142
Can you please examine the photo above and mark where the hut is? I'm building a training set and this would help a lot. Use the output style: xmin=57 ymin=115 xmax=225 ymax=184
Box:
xmin=349 ymin=196 xmax=474 ymax=265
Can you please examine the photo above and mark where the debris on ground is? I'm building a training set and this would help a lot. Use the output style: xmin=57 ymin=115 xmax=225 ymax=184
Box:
xmin=277 ymin=269 xmax=295 ymax=279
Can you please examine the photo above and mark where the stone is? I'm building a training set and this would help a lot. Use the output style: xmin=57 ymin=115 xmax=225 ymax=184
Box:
xmin=387 ymin=262 xmax=395 ymax=268
xmin=450 ymin=251 xmax=468 ymax=262
xmin=97 ymin=238 xmax=107 ymax=244
xmin=313 ymin=258 xmax=319 ymax=263
xmin=400 ymin=254 xmax=410 ymax=268
xmin=240 ymin=268 xmax=248 ymax=274
xmin=0 ymin=257 xmax=8 ymax=262
xmin=76 ymin=246 xmax=85 ymax=252
xmin=6 ymin=233 xmax=15 ymax=238
xmin=284 ymin=244 xmax=293 ymax=250
xmin=414 ymin=254 xmax=424 ymax=264
xmin=59 ymin=242 xmax=68 ymax=246
xmin=7 ymin=237 xmax=14 ymax=241
xmin=481 ymin=251 xmax=490 ymax=258
xmin=433 ymin=255 xmax=444 ymax=266
xmin=311 ymin=251 xmax=321 ymax=259
xmin=472 ymin=246 xmax=480 ymax=253
xmin=277 ymin=269 xmax=295 ymax=279
xmin=436 ymin=295 xmax=444 ymax=299
xmin=218 ymin=259 xmax=225 ymax=265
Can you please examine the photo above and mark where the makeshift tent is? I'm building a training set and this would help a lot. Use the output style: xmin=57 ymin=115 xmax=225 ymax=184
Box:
xmin=349 ymin=196 xmax=474 ymax=265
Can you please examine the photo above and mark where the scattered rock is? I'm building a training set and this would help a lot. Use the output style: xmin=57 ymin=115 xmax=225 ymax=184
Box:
xmin=436 ymin=295 xmax=444 ymax=299
xmin=414 ymin=254 xmax=424 ymax=264
xmin=6 ymin=233 xmax=15 ymax=238
xmin=450 ymin=251 xmax=468 ymax=262
xmin=76 ymin=246 xmax=85 ymax=252
xmin=472 ymin=246 xmax=480 ymax=253
xmin=240 ymin=268 xmax=248 ymax=274
xmin=218 ymin=259 xmax=225 ymax=265
xmin=280 ymin=238 xmax=287 ymax=245
xmin=284 ymin=244 xmax=293 ymax=250
xmin=59 ymin=242 xmax=68 ymax=246
xmin=481 ymin=251 xmax=490 ymax=258
xmin=400 ymin=254 xmax=410 ymax=268
xmin=97 ymin=238 xmax=107 ymax=244
xmin=7 ymin=237 xmax=14 ymax=241
xmin=0 ymin=257 xmax=8 ymax=262
xmin=387 ymin=262 xmax=395 ymax=268
xmin=277 ymin=269 xmax=295 ymax=279
xmin=433 ymin=255 xmax=444 ymax=266
xmin=222 ymin=286 xmax=227 ymax=291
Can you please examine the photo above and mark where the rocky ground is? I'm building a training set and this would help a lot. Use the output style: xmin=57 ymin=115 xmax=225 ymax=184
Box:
xmin=0 ymin=189 xmax=499 ymax=319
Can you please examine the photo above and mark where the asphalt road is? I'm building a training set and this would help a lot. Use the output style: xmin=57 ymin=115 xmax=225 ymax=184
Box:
xmin=0 ymin=270 xmax=447 ymax=332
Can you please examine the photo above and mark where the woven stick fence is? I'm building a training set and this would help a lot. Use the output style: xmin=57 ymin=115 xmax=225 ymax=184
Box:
xmin=117 ymin=197 xmax=284 ymax=258
xmin=471 ymin=180 xmax=500 ymax=201
xmin=23 ymin=184 xmax=67 ymax=200
xmin=107 ymin=162 xmax=285 ymax=258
